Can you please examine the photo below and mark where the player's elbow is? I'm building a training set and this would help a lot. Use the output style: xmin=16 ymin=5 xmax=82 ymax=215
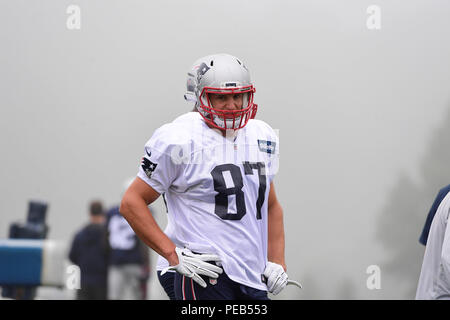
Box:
xmin=268 ymin=199 xmax=283 ymax=217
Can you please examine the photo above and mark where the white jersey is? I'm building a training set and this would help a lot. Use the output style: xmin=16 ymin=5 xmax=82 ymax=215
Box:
xmin=138 ymin=112 xmax=279 ymax=290
xmin=416 ymin=192 xmax=450 ymax=299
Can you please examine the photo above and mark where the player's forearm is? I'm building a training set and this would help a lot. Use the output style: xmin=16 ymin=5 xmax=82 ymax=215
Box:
xmin=119 ymin=194 xmax=178 ymax=265
xmin=267 ymin=200 xmax=286 ymax=271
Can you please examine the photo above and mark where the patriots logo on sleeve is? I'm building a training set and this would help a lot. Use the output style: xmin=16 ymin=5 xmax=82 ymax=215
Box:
xmin=257 ymin=139 xmax=276 ymax=154
xmin=141 ymin=157 xmax=158 ymax=179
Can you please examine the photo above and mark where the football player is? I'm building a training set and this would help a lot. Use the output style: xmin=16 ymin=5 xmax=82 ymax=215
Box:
xmin=120 ymin=53 xmax=300 ymax=299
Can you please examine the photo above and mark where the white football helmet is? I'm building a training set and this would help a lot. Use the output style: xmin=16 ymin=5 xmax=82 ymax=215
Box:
xmin=184 ymin=53 xmax=257 ymax=130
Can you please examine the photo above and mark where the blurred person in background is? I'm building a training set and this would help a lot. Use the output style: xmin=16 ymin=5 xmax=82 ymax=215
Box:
xmin=68 ymin=200 xmax=109 ymax=300
xmin=106 ymin=178 xmax=150 ymax=300
xmin=419 ymin=184 xmax=450 ymax=246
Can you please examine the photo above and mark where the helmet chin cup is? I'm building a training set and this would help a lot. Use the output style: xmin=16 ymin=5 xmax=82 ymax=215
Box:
xmin=197 ymin=103 xmax=257 ymax=131
xmin=213 ymin=115 xmax=242 ymax=130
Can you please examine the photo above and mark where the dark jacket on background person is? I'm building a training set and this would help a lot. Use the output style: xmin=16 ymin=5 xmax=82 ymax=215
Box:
xmin=69 ymin=223 xmax=109 ymax=288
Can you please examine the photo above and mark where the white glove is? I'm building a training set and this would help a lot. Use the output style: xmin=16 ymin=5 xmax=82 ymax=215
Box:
xmin=263 ymin=261 xmax=302 ymax=295
xmin=161 ymin=247 xmax=223 ymax=288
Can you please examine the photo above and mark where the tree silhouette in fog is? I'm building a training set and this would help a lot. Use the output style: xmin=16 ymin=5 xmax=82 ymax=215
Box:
xmin=376 ymin=106 xmax=450 ymax=298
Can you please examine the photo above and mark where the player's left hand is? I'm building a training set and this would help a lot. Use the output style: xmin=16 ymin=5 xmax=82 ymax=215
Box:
xmin=263 ymin=261 xmax=302 ymax=295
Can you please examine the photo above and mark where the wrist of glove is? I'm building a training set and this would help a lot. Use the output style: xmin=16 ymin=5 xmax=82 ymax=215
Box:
xmin=161 ymin=247 xmax=223 ymax=288
xmin=263 ymin=261 xmax=302 ymax=295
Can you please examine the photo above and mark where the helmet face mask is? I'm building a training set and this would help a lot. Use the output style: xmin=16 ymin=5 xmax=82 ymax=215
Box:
xmin=199 ymin=85 xmax=256 ymax=130
xmin=185 ymin=54 xmax=258 ymax=130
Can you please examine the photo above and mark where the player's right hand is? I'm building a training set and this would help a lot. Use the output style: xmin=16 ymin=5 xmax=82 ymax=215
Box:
xmin=263 ymin=261 xmax=303 ymax=295
xmin=161 ymin=247 xmax=223 ymax=288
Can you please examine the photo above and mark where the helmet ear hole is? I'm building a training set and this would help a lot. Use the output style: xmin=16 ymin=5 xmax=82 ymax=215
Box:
xmin=210 ymin=60 xmax=214 ymax=67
